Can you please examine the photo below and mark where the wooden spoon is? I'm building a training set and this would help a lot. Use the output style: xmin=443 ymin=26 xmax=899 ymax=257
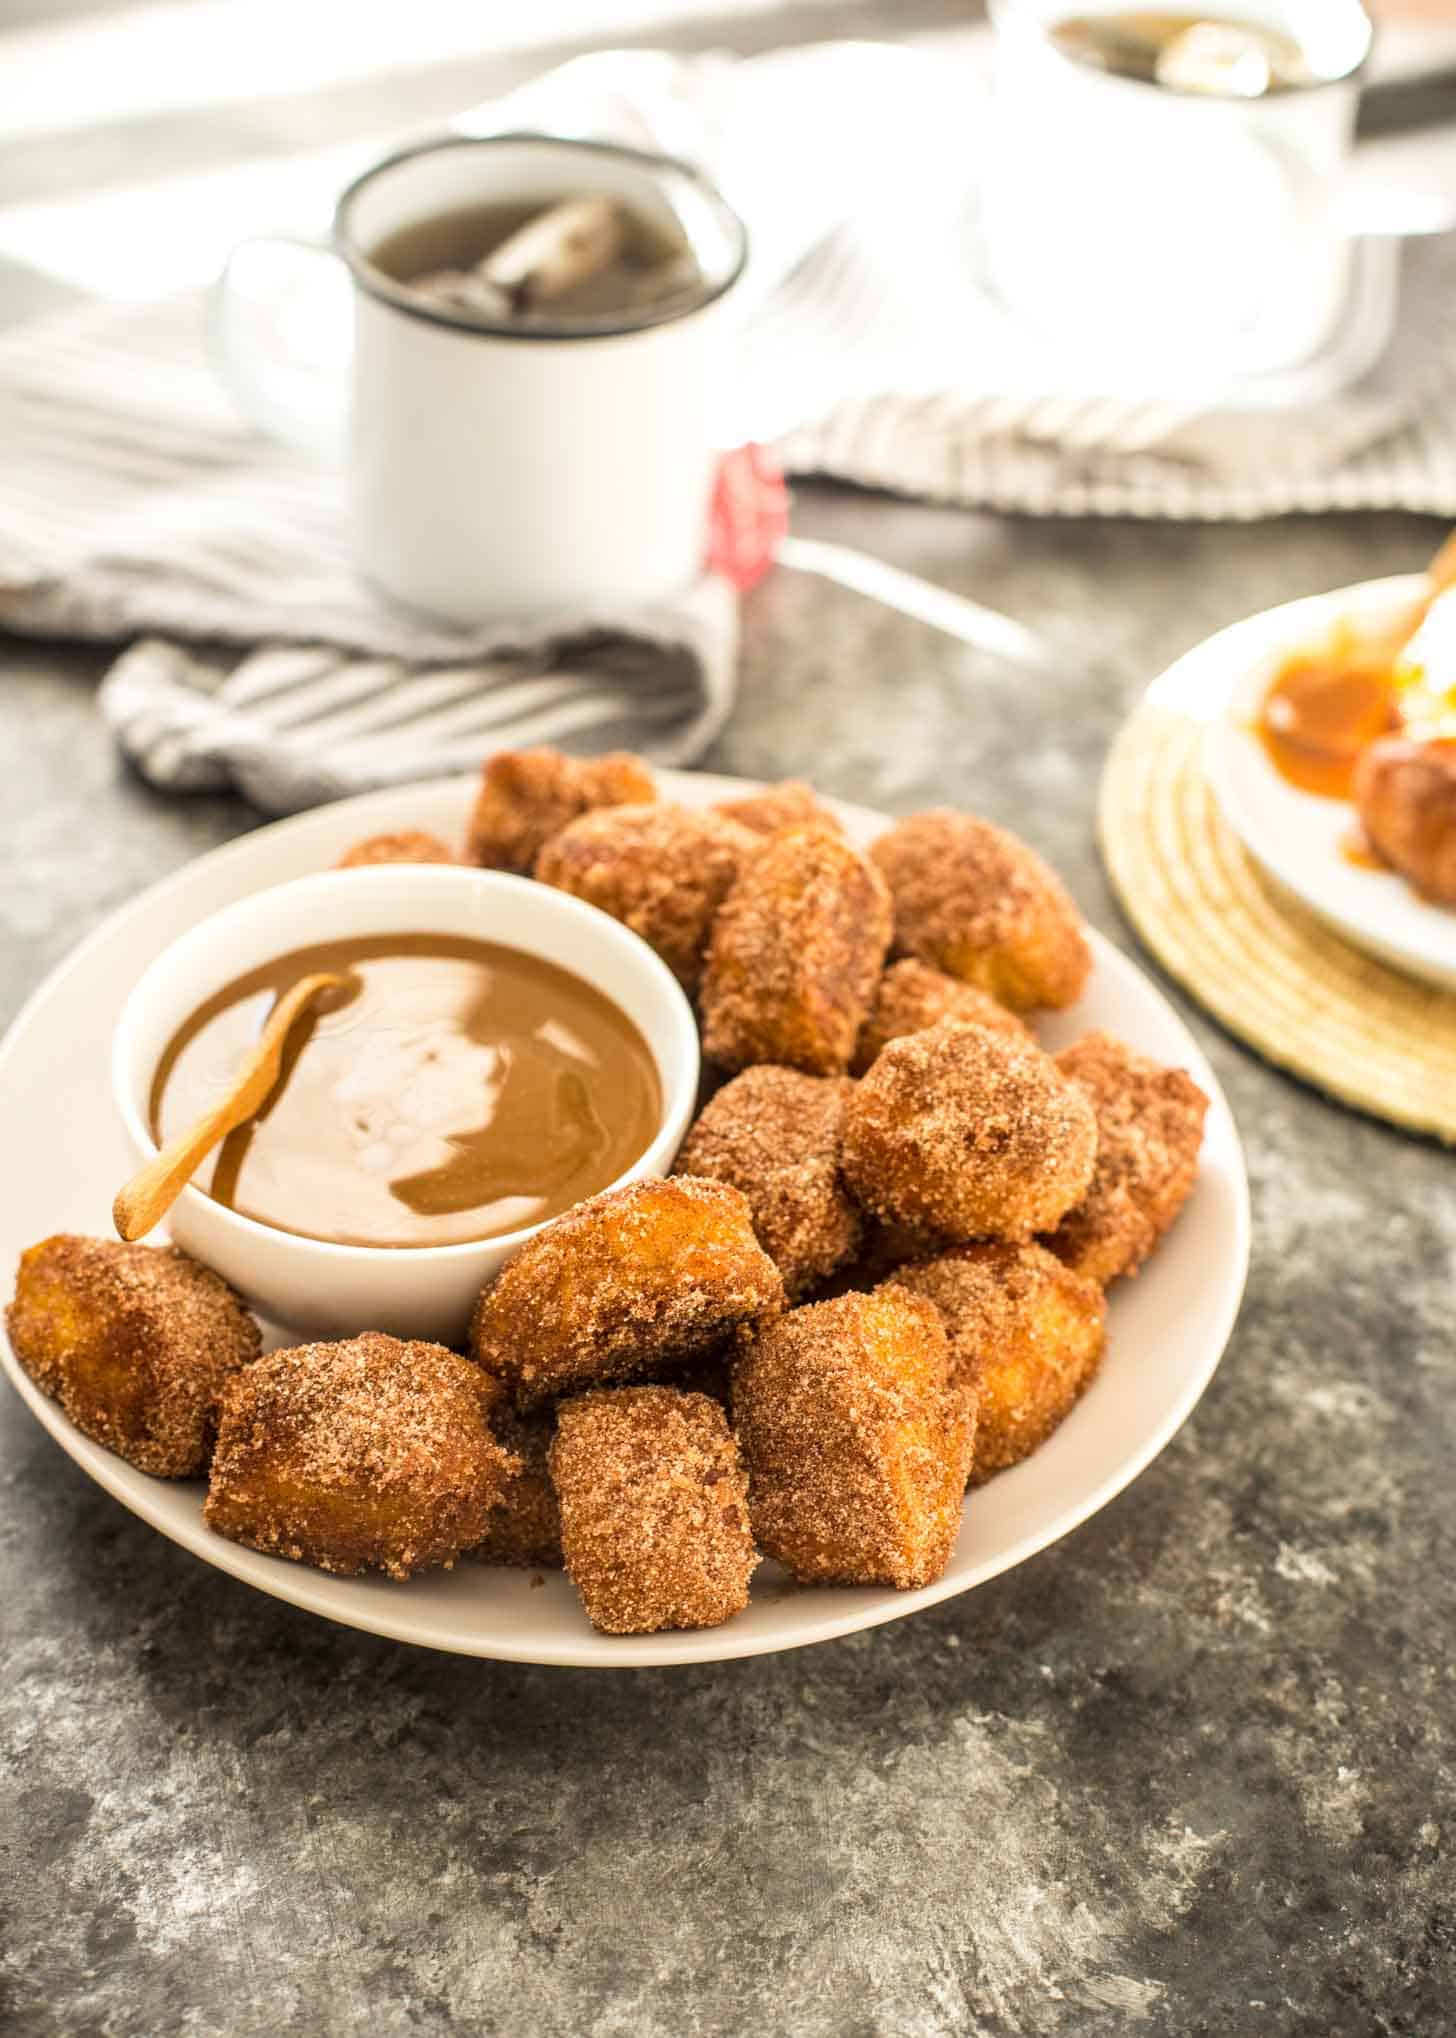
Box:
xmin=113 ymin=971 xmax=347 ymax=1242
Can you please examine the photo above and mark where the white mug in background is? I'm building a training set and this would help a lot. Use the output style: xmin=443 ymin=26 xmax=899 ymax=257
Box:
xmin=213 ymin=135 xmax=748 ymax=624
xmin=981 ymin=0 xmax=1376 ymax=387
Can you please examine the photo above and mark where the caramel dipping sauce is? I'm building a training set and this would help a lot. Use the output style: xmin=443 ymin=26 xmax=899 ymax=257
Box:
xmin=1256 ymin=650 xmax=1402 ymax=802
xmin=149 ymin=936 xmax=662 ymax=1248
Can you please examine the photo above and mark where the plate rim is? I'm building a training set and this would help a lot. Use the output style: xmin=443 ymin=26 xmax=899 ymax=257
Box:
xmin=0 ymin=771 xmax=1251 ymax=1667
xmin=1201 ymin=571 xmax=1456 ymax=990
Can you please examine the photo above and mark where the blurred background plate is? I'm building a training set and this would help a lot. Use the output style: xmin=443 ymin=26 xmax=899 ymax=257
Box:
xmin=1206 ymin=572 xmax=1456 ymax=989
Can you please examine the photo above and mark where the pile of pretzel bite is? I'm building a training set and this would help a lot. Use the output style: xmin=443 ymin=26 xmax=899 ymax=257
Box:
xmin=7 ymin=751 xmax=1207 ymax=1636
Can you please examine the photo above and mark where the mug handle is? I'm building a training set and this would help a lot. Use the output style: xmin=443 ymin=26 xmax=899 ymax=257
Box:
xmin=209 ymin=233 xmax=352 ymax=460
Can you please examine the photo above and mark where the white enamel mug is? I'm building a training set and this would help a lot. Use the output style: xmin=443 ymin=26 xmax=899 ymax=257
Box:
xmin=214 ymin=135 xmax=748 ymax=624
xmin=982 ymin=0 xmax=1375 ymax=386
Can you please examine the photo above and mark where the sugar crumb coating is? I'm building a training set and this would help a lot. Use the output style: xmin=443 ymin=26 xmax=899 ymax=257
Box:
xmin=871 ymin=809 xmax=1091 ymax=1011
xmin=675 ymin=1065 xmax=861 ymax=1298
xmin=886 ymin=1242 xmax=1106 ymax=1485
xmin=465 ymin=746 xmax=655 ymax=874
xmin=840 ymin=1021 xmax=1098 ymax=1244
xmin=204 ymin=1333 xmax=514 ymax=1580
xmin=335 ymin=829 xmax=455 ymax=869
xmin=551 ymin=1386 xmax=756 ymax=1633
xmin=1046 ymin=1031 xmax=1208 ymax=1286
xmin=713 ymin=781 xmax=844 ymax=837
xmin=700 ymin=824 xmax=892 ymax=1076
xmin=852 ymin=957 xmax=1027 ymax=1074
xmin=734 ymin=1286 xmax=975 ymax=1590
xmin=470 ymin=1175 xmax=784 ymax=1410
xmin=6 ymin=1234 xmax=260 ymax=1479
xmin=469 ymin=1406 xmax=563 ymax=1569
xmin=536 ymin=803 xmax=759 ymax=992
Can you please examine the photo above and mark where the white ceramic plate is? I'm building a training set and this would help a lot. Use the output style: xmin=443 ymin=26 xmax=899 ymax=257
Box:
xmin=0 ymin=773 xmax=1249 ymax=1667
xmin=1204 ymin=572 xmax=1456 ymax=991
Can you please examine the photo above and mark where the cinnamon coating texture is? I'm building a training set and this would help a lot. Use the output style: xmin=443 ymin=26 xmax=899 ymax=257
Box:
xmin=470 ymin=1176 xmax=784 ymax=1409
xmin=465 ymin=746 xmax=655 ymax=874
xmin=1353 ymin=735 xmax=1456 ymax=906
xmin=551 ymin=1387 xmax=755 ymax=1633
xmin=886 ymin=1242 xmax=1106 ymax=1484
xmin=205 ymin=1333 xmax=512 ymax=1579
xmin=700 ymin=825 xmax=893 ymax=1075
xmin=839 ymin=1021 xmax=1098 ymax=1244
xmin=469 ymin=1407 xmax=562 ymax=1569
xmin=536 ymin=803 xmax=759 ymax=991
xmin=335 ymin=829 xmax=455 ymax=869
xmin=713 ymin=780 xmax=843 ymax=837
xmin=6 ymin=1235 xmax=259 ymax=1478
xmin=1046 ymin=1032 xmax=1208 ymax=1286
xmin=674 ymin=1066 xmax=861 ymax=1298
xmin=852 ymin=957 xmax=1027 ymax=1074
xmin=871 ymin=809 xmax=1091 ymax=1010
xmin=734 ymin=1286 xmax=975 ymax=1590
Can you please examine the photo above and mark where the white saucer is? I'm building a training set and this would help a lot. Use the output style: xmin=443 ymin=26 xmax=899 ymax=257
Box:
xmin=0 ymin=771 xmax=1249 ymax=1667
xmin=1203 ymin=573 xmax=1456 ymax=992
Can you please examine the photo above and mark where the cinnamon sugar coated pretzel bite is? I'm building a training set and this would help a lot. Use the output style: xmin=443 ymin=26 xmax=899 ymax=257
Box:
xmin=1046 ymin=1032 xmax=1208 ymax=1286
xmin=470 ymin=1176 xmax=783 ymax=1409
xmin=871 ymin=809 xmax=1091 ymax=1010
xmin=1353 ymin=736 xmax=1456 ymax=907
xmin=700 ymin=825 xmax=892 ymax=1075
xmin=465 ymin=746 xmax=655 ymax=874
xmin=335 ymin=829 xmax=455 ymax=868
xmin=734 ymin=1286 xmax=975 ymax=1589
xmin=713 ymin=780 xmax=843 ymax=837
xmin=852 ymin=958 xmax=1027 ymax=1074
xmin=551 ymin=1386 xmax=755 ymax=1633
xmin=6 ymin=1235 xmax=260 ymax=1478
xmin=840 ymin=1022 xmax=1098 ymax=1243
xmin=205 ymin=1333 xmax=512 ymax=1580
xmin=536 ymin=804 xmax=759 ymax=991
xmin=674 ymin=1066 xmax=861 ymax=1298
xmin=887 ymin=1242 xmax=1106 ymax=1484
xmin=470 ymin=1407 xmax=562 ymax=1569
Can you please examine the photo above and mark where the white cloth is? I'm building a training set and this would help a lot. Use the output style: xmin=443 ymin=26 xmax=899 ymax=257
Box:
xmin=0 ymin=288 xmax=739 ymax=812
xmin=2 ymin=34 xmax=1456 ymax=813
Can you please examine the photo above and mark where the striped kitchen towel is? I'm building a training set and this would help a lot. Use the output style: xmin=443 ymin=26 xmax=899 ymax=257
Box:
xmin=4 ymin=35 xmax=1456 ymax=814
xmin=0 ymin=290 xmax=739 ymax=814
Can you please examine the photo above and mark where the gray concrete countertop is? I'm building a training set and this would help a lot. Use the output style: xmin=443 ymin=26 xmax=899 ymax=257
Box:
xmin=2 ymin=3 xmax=1453 ymax=2030
xmin=4 ymin=496 xmax=1452 ymax=2038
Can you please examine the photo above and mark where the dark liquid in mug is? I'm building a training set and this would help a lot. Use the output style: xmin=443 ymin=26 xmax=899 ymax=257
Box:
xmin=1050 ymin=12 xmax=1315 ymax=94
xmin=150 ymin=934 xmax=662 ymax=1248
xmin=371 ymin=199 xmax=701 ymax=320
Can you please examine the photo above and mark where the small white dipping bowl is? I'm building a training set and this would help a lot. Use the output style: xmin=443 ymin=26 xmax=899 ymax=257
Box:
xmin=111 ymin=866 xmax=701 ymax=1344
